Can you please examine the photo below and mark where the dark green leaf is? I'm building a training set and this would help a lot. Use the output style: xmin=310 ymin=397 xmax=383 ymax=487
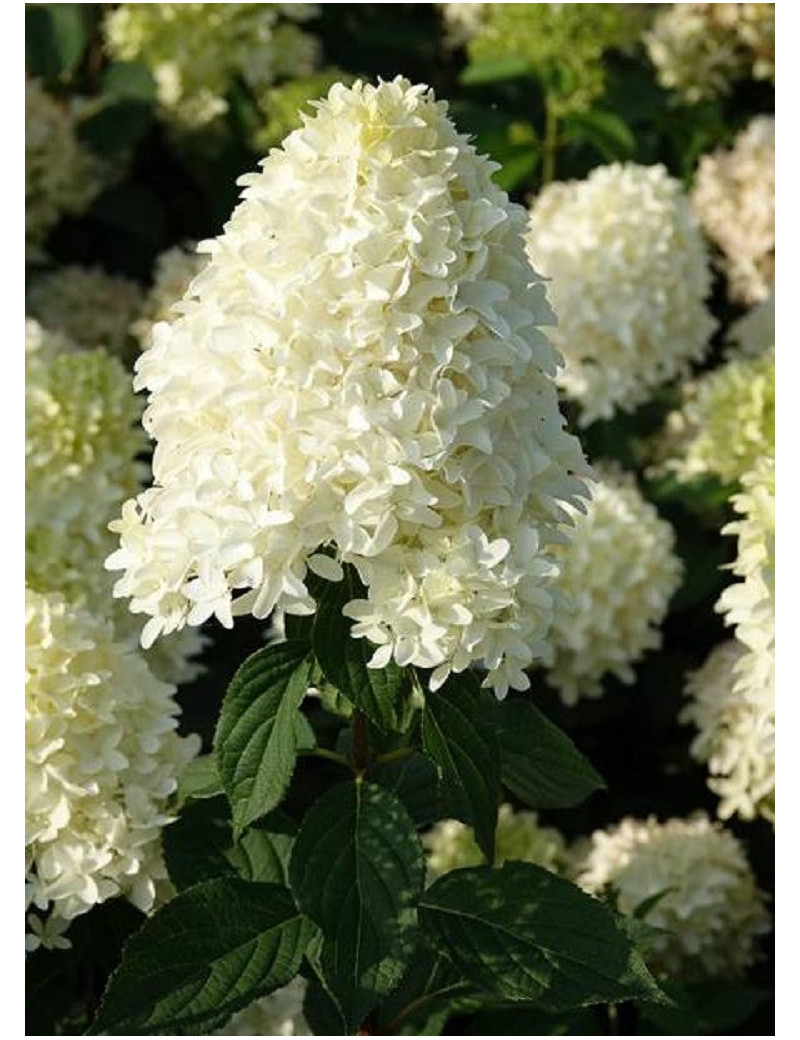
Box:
xmin=640 ymin=980 xmax=765 ymax=1035
xmin=370 ymin=750 xmax=441 ymax=826
xmin=26 ymin=4 xmax=88 ymax=81
xmin=78 ymin=99 xmax=152 ymax=157
xmin=495 ymin=698 xmax=605 ymax=809
xmin=177 ymin=754 xmax=223 ymax=805
xmin=227 ymin=814 xmax=297 ymax=885
xmin=164 ymin=798 xmax=297 ymax=891
xmin=216 ymin=641 xmax=312 ymax=837
xmin=91 ymin=879 xmax=316 ymax=1035
xmin=374 ymin=945 xmax=480 ymax=1036
xmin=563 ymin=109 xmax=636 ymax=161
xmin=419 ymin=863 xmax=664 ymax=1007
xmin=102 ymin=60 xmax=157 ymax=102
xmin=421 ymin=673 xmax=499 ymax=859
xmin=460 ymin=55 xmax=531 ymax=85
xmin=312 ymin=568 xmax=414 ymax=732
xmin=302 ymin=973 xmax=348 ymax=1035
xmin=290 ymin=781 xmax=424 ymax=1029
xmin=163 ymin=798 xmax=238 ymax=891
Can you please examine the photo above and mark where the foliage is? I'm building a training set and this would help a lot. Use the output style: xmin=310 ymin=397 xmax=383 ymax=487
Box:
xmin=25 ymin=3 xmax=774 ymax=1035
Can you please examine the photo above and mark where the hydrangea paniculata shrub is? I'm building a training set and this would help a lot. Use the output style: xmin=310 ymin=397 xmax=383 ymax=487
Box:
xmin=544 ymin=468 xmax=682 ymax=703
xmin=107 ymin=77 xmax=590 ymax=697
xmin=692 ymin=116 xmax=775 ymax=305
xmin=526 ymin=163 xmax=716 ymax=425
xmin=25 ymin=589 xmax=199 ymax=951
xmin=574 ymin=813 xmax=770 ymax=979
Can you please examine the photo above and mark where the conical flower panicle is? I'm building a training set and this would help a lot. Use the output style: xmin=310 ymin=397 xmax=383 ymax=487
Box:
xmin=107 ymin=77 xmax=589 ymax=696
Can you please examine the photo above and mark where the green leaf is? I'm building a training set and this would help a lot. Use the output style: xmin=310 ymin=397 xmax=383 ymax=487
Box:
xmin=78 ymin=99 xmax=152 ymax=157
xmin=460 ymin=55 xmax=531 ymax=85
xmin=164 ymin=798 xmax=297 ymax=891
xmin=163 ymin=798 xmax=238 ymax=891
xmin=289 ymin=781 xmax=424 ymax=1029
xmin=91 ymin=879 xmax=316 ymax=1035
xmin=374 ymin=945 xmax=480 ymax=1036
xmin=177 ymin=754 xmax=223 ymax=805
xmin=370 ymin=750 xmax=442 ymax=826
xmin=102 ymin=60 xmax=156 ymax=102
xmin=494 ymin=698 xmax=605 ymax=809
xmin=215 ymin=641 xmax=313 ymax=837
xmin=311 ymin=567 xmax=414 ymax=732
xmin=640 ymin=979 xmax=765 ymax=1035
xmin=26 ymin=4 xmax=88 ymax=81
xmin=421 ymin=673 xmax=500 ymax=860
xmin=563 ymin=108 xmax=636 ymax=161
xmin=227 ymin=814 xmax=297 ymax=885
xmin=419 ymin=863 xmax=664 ymax=1008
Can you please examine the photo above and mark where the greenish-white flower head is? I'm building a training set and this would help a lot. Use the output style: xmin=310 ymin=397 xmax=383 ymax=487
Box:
xmin=215 ymin=978 xmax=309 ymax=1036
xmin=131 ymin=244 xmax=208 ymax=351
xmin=26 ymin=345 xmax=205 ymax=686
xmin=727 ymin=286 xmax=775 ymax=360
xmin=107 ymin=77 xmax=590 ymax=698
xmin=25 ymin=317 xmax=77 ymax=359
xmin=645 ymin=3 xmax=774 ymax=103
xmin=104 ymin=3 xmax=319 ymax=129
xmin=544 ymin=468 xmax=682 ymax=704
xmin=27 ymin=265 xmax=144 ymax=358
xmin=468 ymin=4 xmax=646 ymax=116
xmin=656 ymin=349 xmax=774 ymax=485
xmin=25 ymin=79 xmax=106 ymax=254
xmin=527 ymin=163 xmax=716 ymax=425
xmin=692 ymin=116 xmax=775 ymax=305
xmin=438 ymin=3 xmax=489 ymax=50
xmin=424 ymin=804 xmax=568 ymax=880
xmin=25 ymin=588 xmax=199 ymax=951
xmin=682 ymin=640 xmax=775 ymax=822
xmin=574 ymin=813 xmax=770 ymax=979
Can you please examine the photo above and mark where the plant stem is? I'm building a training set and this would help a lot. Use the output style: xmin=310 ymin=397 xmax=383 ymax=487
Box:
xmin=351 ymin=710 xmax=371 ymax=775
xmin=371 ymin=746 xmax=415 ymax=767
xmin=542 ymin=94 xmax=559 ymax=186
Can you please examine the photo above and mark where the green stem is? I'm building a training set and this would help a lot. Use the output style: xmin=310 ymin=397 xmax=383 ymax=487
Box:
xmin=371 ymin=746 xmax=414 ymax=768
xmin=542 ymin=95 xmax=559 ymax=186
xmin=607 ymin=1002 xmax=619 ymax=1035
xmin=351 ymin=710 xmax=371 ymax=776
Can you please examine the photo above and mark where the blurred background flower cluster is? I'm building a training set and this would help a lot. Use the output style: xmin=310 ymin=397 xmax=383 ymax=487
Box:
xmin=25 ymin=3 xmax=775 ymax=1035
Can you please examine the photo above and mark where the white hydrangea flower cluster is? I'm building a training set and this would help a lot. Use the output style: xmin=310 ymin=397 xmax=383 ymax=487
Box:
xmin=25 ymin=79 xmax=106 ymax=254
xmin=216 ymin=979 xmax=309 ymax=1036
xmin=727 ymin=286 xmax=775 ymax=359
xmin=544 ymin=469 xmax=682 ymax=704
xmin=130 ymin=244 xmax=208 ymax=351
xmin=682 ymin=641 xmax=775 ymax=822
xmin=683 ymin=457 xmax=775 ymax=822
xmin=106 ymin=77 xmax=590 ymax=697
xmin=526 ymin=163 xmax=716 ymax=425
xmin=104 ymin=4 xmax=319 ymax=128
xmin=26 ymin=345 xmax=205 ymax=686
xmin=656 ymin=349 xmax=774 ymax=485
xmin=645 ymin=3 xmax=775 ymax=103
xmin=574 ymin=813 xmax=770 ymax=979
xmin=25 ymin=316 xmax=77 ymax=359
xmin=25 ymin=588 xmax=200 ymax=951
xmin=424 ymin=804 xmax=568 ymax=880
xmin=438 ymin=3 xmax=489 ymax=49
xmin=27 ymin=266 xmax=144 ymax=358
xmin=692 ymin=116 xmax=775 ymax=305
